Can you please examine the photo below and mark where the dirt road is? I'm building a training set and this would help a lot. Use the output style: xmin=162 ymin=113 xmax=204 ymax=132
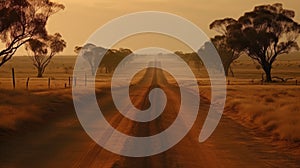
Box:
xmin=0 ymin=64 xmax=299 ymax=168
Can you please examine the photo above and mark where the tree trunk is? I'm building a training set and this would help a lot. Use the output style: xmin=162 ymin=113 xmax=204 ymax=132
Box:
xmin=37 ymin=67 xmax=43 ymax=78
xmin=223 ymin=63 xmax=230 ymax=77
xmin=262 ymin=65 xmax=272 ymax=82
xmin=224 ymin=66 xmax=229 ymax=76
xmin=229 ymin=66 xmax=234 ymax=77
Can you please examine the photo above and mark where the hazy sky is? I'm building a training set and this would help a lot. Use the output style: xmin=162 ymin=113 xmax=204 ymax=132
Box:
xmin=20 ymin=0 xmax=300 ymax=55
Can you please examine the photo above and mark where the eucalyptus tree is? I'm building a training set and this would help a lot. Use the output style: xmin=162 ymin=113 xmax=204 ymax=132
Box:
xmin=0 ymin=0 xmax=65 ymax=66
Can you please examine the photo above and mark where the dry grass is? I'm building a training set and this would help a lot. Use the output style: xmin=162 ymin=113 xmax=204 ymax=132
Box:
xmin=0 ymin=55 xmax=299 ymax=144
xmin=0 ymin=89 xmax=73 ymax=133
xmin=201 ymin=85 xmax=300 ymax=143
xmin=0 ymin=90 xmax=43 ymax=131
xmin=0 ymin=56 xmax=76 ymax=78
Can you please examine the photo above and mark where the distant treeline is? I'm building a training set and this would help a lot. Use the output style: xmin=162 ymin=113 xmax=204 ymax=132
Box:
xmin=74 ymin=44 xmax=133 ymax=75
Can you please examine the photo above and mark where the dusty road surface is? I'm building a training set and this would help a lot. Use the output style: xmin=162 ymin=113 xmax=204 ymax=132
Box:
xmin=1 ymin=62 xmax=300 ymax=168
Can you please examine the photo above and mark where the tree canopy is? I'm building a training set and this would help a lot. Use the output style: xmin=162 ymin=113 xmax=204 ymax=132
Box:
xmin=26 ymin=33 xmax=66 ymax=77
xmin=220 ymin=3 xmax=300 ymax=81
xmin=174 ymin=51 xmax=202 ymax=70
xmin=75 ymin=44 xmax=133 ymax=75
xmin=0 ymin=0 xmax=64 ymax=66
xmin=208 ymin=18 xmax=241 ymax=76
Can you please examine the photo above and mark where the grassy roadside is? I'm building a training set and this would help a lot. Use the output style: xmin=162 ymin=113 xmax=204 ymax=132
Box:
xmin=0 ymin=89 xmax=72 ymax=135
xmin=200 ymin=85 xmax=300 ymax=143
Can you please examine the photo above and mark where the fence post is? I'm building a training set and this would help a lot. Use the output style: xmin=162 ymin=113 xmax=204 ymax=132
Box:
xmin=48 ymin=77 xmax=51 ymax=89
xmin=227 ymin=80 xmax=230 ymax=85
xmin=65 ymin=83 xmax=67 ymax=88
xmin=12 ymin=68 xmax=15 ymax=89
xmin=296 ymin=80 xmax=298 ymax=86
xmin=69 ymin=76 xmax=71 ymax=87
xmin=26 ymin=77 xmax=30 ymax=90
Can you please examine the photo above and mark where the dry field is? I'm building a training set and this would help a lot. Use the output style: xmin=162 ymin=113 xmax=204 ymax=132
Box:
xmin=0 ymin=53 xmax=300 ymax=138
xmin=0 ymin=56 xmax=113 ymax=90
xmin=225 ymin=85 xmax=300 ymax=142
xmin=200 ymin=85 xmax=300 ymax=144
xmin=0 ymin=54 xmax=300 ymax=145
xmin=0 ymin=54 xmax=299 ymax=89
xmin=0 ymin=54 xmax=300 ymax=167
xmin=199 ymin=53 xmax=300 ymax=144
xmin=0 ymin=89 xmax=72 ymax=134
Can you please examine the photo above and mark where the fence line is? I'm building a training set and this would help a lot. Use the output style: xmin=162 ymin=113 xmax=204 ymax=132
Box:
xmin=1 ymin=68 xmax=300 ymax=90
xmin=0 ymin=76 xmax=74 ymax=90
xmin=1 ymin=77 xmax=299 ymax=90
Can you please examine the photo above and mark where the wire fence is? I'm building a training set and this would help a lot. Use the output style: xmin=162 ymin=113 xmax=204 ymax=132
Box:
xmin=1 ymin=77 xmax=298 ymax=90
xmin=0 ymin=77 xmax=72 ymax=90
xmin=1 ymin=68 xmax=299 ymax=90
xmin=224 ymin=79 xmax=299 ymax=86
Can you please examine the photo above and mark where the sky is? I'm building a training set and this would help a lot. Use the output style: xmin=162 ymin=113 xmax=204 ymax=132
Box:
xmin=18 ymin=0 xmax=300 ymax=55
